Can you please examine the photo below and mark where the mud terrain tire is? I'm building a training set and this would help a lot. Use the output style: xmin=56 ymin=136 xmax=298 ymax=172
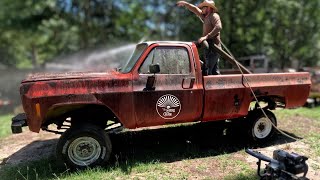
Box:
xmin=56 ymin=124 xmax=112 ymax=169
xmin=248 ymin=110 xmax=277 ymax=142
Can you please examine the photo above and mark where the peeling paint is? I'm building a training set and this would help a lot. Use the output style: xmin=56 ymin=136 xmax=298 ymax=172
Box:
xmin=18 ymin=42 xmax=311 ymax=133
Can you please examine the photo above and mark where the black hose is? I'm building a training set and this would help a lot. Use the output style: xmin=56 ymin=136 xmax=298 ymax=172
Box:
xmin=245 ymin=149 xmax=279 ymax=164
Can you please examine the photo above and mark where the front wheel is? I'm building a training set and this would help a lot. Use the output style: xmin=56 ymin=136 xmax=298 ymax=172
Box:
xmin=56 ymin=124 xmax=112 ymax=169
xmin=248 ymin=110 xmax=277 ymax=142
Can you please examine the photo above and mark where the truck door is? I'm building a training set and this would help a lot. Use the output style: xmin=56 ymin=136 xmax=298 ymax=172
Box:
xmin=132 ymin=45 xmax=203 ymax=127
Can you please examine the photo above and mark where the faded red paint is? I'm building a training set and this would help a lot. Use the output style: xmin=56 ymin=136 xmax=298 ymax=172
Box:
xmin=202 ymin=72 xmax=310 ymax=121
xmin=19 ymin=41 xmax=311 ymax=133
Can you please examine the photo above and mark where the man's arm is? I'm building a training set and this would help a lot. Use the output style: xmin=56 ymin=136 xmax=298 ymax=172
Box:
xmin=177 ymin=1 xmax=204 ymax=19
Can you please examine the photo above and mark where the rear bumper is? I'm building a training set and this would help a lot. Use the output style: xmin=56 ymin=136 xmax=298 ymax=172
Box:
xmin=11 ymin=113 xmax=27 ymax=134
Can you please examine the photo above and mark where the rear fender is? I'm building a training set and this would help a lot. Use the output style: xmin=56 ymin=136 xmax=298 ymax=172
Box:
xmin=249 ymin=96 xmax=286 ymax=111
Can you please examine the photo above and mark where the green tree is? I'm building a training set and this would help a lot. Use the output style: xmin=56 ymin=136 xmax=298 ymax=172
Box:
xmin=267 ymin=0 xmax=320 ymax=69
xmin=0 ymin=0 xmax=319 ymax=70
xmin=217 ymin=0 xmax=320 ymax=69
xmin=0 ymin=0 xmax=79 ymax=68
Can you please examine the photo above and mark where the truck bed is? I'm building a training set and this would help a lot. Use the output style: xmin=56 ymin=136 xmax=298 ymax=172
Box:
xmin=202 ymin=72 xmax=311 ymax=121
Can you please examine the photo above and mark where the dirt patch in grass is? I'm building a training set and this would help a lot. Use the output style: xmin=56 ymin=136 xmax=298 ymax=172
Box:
xmin=0 ymin=130 xmax=59 ymax=166
xmin=168 ymin=158 xmax=222 ymax=179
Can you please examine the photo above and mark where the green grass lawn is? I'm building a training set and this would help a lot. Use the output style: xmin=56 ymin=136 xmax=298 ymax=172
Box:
xmin=0 ymin=107 xmax=319 ymax=179
xmin=275 ymin=106 xmax=320 ymax=157
xmin=0 ymin=114 xmax=13 ymax=138
xmin=0 ymin=155 xmax=257 ymax=180
xmin=274 ymin=106 xmax=320 ymax=121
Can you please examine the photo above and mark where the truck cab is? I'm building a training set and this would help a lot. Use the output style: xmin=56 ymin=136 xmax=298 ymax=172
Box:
xmin=120 ymin=42 xmax=203 ymax=127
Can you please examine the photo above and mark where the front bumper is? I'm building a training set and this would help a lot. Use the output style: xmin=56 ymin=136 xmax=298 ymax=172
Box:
xmin=11 ymin=113 xmax=27 ymax=134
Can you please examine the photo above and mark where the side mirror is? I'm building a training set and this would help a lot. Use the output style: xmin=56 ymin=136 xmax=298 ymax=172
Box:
xmin=149 ymin=64 xmax=160 ymax=74
xmin=144 ymin=76 xmax=156 ymax=91
xmin=143 ymin=64 xmax=159 ymax=91
xmin=116 ymin=67 xmax=122 ymax=72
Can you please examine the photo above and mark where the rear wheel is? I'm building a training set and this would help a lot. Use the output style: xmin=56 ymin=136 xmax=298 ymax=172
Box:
xmin=56 ymin=124 xmax=112 ymax=169
xmin=248 ymin=110 xmax=277 ymax=142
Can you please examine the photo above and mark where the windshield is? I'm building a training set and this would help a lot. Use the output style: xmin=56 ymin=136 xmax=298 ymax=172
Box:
xmin=121 ymin=43 xmax=148 ymax=73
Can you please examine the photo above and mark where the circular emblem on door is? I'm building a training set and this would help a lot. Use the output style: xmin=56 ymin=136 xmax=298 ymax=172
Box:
xmin=156 ymin=94 xmax=181 ymax=119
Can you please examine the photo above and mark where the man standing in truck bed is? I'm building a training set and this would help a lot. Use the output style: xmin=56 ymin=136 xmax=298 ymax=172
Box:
xmin=177 ymin=0 xmax=222 ymax=75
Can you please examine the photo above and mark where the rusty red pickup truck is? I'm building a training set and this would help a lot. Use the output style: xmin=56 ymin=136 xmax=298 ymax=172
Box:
xmin=12 ymin=41 xmax=311 ymax=168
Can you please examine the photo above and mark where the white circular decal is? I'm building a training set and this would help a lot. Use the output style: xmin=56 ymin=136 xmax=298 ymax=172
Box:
xmin=156 ymin=94 xmax=181 ymax=119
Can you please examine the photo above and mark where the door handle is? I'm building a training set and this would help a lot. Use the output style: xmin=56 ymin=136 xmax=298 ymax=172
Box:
xmin=182 ymin=77 xmax=196 ymax=89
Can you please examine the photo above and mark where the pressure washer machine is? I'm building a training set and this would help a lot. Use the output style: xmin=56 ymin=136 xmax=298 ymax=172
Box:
xmin=246 ymin=149 xmax=309 ymax=180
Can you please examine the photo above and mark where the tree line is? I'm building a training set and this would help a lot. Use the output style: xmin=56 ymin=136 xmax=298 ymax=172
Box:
xmin=0 ymin=0 xmax=319 ymax=69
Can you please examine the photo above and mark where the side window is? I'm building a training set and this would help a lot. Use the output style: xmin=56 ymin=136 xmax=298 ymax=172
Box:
xmin=139 ymin=47 xmax=190 ymax=74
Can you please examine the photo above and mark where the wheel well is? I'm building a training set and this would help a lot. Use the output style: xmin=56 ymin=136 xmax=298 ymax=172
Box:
xmin=43 ymin=104 xmax=121 ymax=130
xmin=249 ymin=96 xmax=286 ymax=111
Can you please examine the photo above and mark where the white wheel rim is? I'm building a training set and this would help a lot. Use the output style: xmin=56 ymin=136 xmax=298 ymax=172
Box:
xmin=68 ymin=137 xmax=101 ymax=166
xmin=253 ymin=117 xmax=272 ymax=139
